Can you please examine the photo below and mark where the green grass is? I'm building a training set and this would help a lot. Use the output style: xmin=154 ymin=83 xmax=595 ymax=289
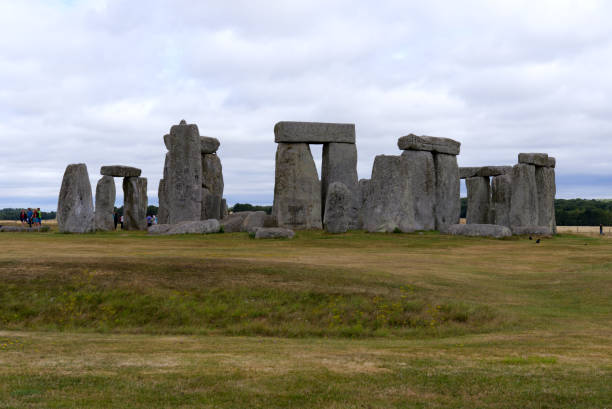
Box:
xmin=0 ymin=229 xmax=610 ymax=407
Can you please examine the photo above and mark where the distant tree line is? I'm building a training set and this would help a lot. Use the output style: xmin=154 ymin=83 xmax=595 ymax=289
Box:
xmin=231 ymin=203 xmax=273 ymax=214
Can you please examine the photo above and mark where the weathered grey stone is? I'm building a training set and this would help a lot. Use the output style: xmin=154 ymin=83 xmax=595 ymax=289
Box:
xmin=164 ymin=219 xmax=221 ymax=235
xmin=466 ymin=177 xmax=491 ymax=224
xmin=273 ymin=143 xmax=322 ymax=229
xmin=434 ymin=153 xmax=460 ymax=230
xmin=221 ymin=199 xmax=229 ymax=219
xmin=166 ymin=120 xmax=202 ymax=224
xmin=510 ymin=164 xmax=539 ymax=227
xmin=147 ymin=224 xmax=172 ymax=235
xmin=263 ymin=214 xmax=277 ymax=227
xmin=242 ymin=211 xmax=267 ymax=233
xmin=460 ymin=167 xmax=480 ymax=179
xmin=100 ymin=165 xmax=141 ymax=178
xmin=201 ymin=136 xmax=220 ymax=154
xmin=254 ymin=227 xmax=295 ymax=239
xmin=362 ymin=155 xmax=415 ymax=233
xmin=221 ymin=212 xmax=253 ymax=233
xmin=274 ymin=121 xmax=355 ymax=144
xmin=401 ymin=150 xmax=436 ymax=230
xmin=321 ymin=142 xmax=360 ymax=229
xmin=491 ymin=174 xmax=512 ymax=227
xmin=477 ymin=166 xmax=513 ymax=177
xmin=123 ymin=177 xmax=148 ymax=231
xmin=157 ymin=179 xmax=168 ymax=224
xmin=163 ymin=134 xmax=170 ymax=150
xmin=536 ymin=166 xmax=556 ymax=233
xmin=323 ymin=182 xmax=351 ymax=234
xmin=510 ymin=225 xmax=553 ymax=236
xmin=518 ymin=153 xmax=550 ymax=167
xmin=94 ymin=176 xmax=116 ymax=231
xmin=445 ymin=224 xmax=512 ymax=238
xmin=546 ymin=157 xmax=556 ymax=168
xmin=201 ymin=153 xmax=224 ymax=220
xmin=57 ymin=163 xmax=95 ymax=233
xmin=358 ymin=179 xmax=370 ymax=206
xmin=397 ymin=134 xmax=461 ymax=155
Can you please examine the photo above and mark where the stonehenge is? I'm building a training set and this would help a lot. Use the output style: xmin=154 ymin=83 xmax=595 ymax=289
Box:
xmin=323 ymin=182 xmax=352 ymax=233
xmin=465 ymin=176 xmax=491 ymax=224
xmin=94 ymin=176 xmax=116 ymax=231
xmin=57 ymin=163 xmax=95 ymax=233
xmin=123 ymin=177 xmax=148 ymax=230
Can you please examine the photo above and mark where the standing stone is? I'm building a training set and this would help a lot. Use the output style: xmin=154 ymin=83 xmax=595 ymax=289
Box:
xmin=510 ymin=164 xmax=539 ymax=227
xmin=536 ymin=166 xmax=556 ymax=233
xmin=57 ymin=163 xmax=95 ymax=233
xmin=401 ymin=150 xmax=435 ymax=230
xmin=94 ymin=176 xmax=116 ymax=231
xmin=362 ymin=155 xmax=415 ymax=232
xmin=466 ymin=177 xmax=491 ymax=224
xmin=221 ymin=198 xmax=229 ymax=219
xmin=201 ymin=153 xmax=224 ymax=220
xmin=123 ymin=177 xmax=148 ymax=231
xmin=157 ymin=179 xmax=168 ymax=224
xmin=166 ymin=120 xmax=202 ymax=224
xmin=323 ymin=182 xmax=351 ymax=234
xmin=321 ymin=143 xmax=360 ymax=229
xmin=242 ymin=211 xmax=267 ymax=233
xmin=273 ymin=143 xmax=322 ymax=229
xmin=491 ymin=174 xmax=512 ymax=227
xmin=200 ymin=136 xmax=220 ymax=154
xmin=434 ymin=153 xmax=460 ymax=229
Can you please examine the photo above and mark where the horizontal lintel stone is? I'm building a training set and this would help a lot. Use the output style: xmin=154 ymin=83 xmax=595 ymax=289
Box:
xmin=274 ymin=121 xmax=355 ymax=144
xmin=518 ymin=153 xmax=551 ymax=167
xmin=459 ymin=167 xmax=480 ymax=179
xmin=397 ymin=134 xmax=460 ymax=155
xmin=477 ymin=166 xmax=513 ymax=177
xmin=100 ymin=165 xmax=142 ymax=178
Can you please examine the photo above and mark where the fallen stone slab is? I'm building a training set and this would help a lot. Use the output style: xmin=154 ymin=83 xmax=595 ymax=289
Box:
xmin=100 ymin=165 xmax=141 ymax=178
xmin=397 ymin=134 xmax=460 ymax=155
xmin=151 ymin=219 xmax=221 ymax=235
xmin=274 ymin=121 xmax=355 ymax=144
xmin=477 ymin=166 xmax=513 ymax=177
xmin=444 ymin=224 xmax=512 ymax=238
xmin=460 ymin=167 xmax=480 ymax=179
xmin=242 ymin=211 xmax=267 ymax=233
xmin=510 ymin=225 xmax=553 ymax=236
xmin=221 ymin=212 xmax=253 ymax=233
xmin=201 ymin=136 xmax=220 ymax=154
xmin=518 ymin=153 xmax=550 ymax=167
xmin=147 ymin=224 xmax=173 ymax=235
xmin=0 ymin=226 xmax=50 ymax=232
xmin=254 ymin=227 xmax=295 ymax=239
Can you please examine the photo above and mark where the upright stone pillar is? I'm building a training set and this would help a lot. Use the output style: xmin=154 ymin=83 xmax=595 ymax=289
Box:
xmin=536 ymin=165 xmax=556 ymax=233
xmin=165 ymin=120 xmax=202 ymax=224
xmin=400 ymin=150 xmax=436 ymax=230
xmin=434 ymin=154 xmax=460 ymax=229
xmin=509 ymin=163 xmax=539 ymax=227
xmin=57 ymin=163 xmax=95 ymax=233
xmin=95 ymin=176 xmax=116 ymax=231
xmin=273 ymin=143 xmax=322 ymax=229
xmin=466 ymin=176 xmax=491 ymax=224
xmin=201 ymin=151 xmax=224 ymax=220
xmin=158 ymin=153 xmax=170 ymax=224
xmin=123 ymin=177 xmax=148 ymax=230
xmin=491 ymin=174 xmax=512 ymax=227
xmin=321 ymin=142 xmax=360 ymax=229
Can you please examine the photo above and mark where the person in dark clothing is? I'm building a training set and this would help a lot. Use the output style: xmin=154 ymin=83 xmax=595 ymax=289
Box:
xmin=600 ymin=224 xmax=604 ymax=235
xmin=113 ymin=212 xmax=119 ymax=230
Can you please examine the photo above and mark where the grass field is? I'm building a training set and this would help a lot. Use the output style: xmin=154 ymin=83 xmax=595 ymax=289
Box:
xmin=0 ymin=228 xmax=610 ymax=408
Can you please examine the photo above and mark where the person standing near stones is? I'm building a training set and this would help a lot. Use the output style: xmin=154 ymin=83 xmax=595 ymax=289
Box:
xmin=120 ymin=215 xmax=124 ymax=230
xmin=19 ymin=209 xmax=26 ymax=225
xmin=600 ymin=224 xmax=604 ymax=235
xmin=146 ymin=215 xmax=153 ymax=227
xmin=113 ymin=212 xmax=119 ymax=230
xmin=26 ymin=208 xmax=33 ymax=227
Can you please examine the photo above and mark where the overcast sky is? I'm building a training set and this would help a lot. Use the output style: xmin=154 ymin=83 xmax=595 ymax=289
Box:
xmin=1 ymin=0 xmax=612 ymax=210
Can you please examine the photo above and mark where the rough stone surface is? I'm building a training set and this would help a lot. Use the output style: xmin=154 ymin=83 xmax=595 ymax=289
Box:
xmin=221 ymin=212 xmax=253 ymax=233
xmin=510 ymin=164 xmax=539 ymax=227
xmin=242 ymin=211 xmax=267 ymax=233
xmin=123 ymin=177 xmax=148 ymax=231
xmin=57 ymin=163 xmax=95 ymax=233
xmin=254 ymin=227 xmax=295 ymax=239
xmin=147 ymin=224 xmax=172 ymax=235
xmin=397 ymin=134 xmax=461 ymax=155
xmin=221 ymin=199 xmax=229 ymax=219
xmin=323 ymin=182 xmax=351 ymax=233
xmin=273 ymin=143 xmax=322 ymax=229
xmin=445 ymin=223 xmax=512 ymax=238
xmin=157 ymin=179 xmax=168 ymax=224
xmin=163 ymin=134 xmax=170 ymax=150
xmin=100 ymin=165 xmax=141 ymax=178
xmin=201 ymin=153 xmax=224 ymax=220
xmin=166 ymin=120 xmax=202 ymax=224
xmin=362 ymin=155 xmax=415 ymax=232
xmin=510 ymin=225 xmax=553 ymax=236
xmin=546 ymin=157 xmax=556 ymax=168
xmin=518 ymin=153 xmax=550 ymax=167
xmin=401 ymin=150 xmax=436 ymax=230
xmin=536 ymin=166 xmax=556 ymax=233
xmin=466 ymin=177 xmax=491 ymax=224
xmin=460 ymin=167 xmax=480 ymax=179
xmin=201 ymin=136 xmax=220 ymax=154
xmin=321 ymin=142 xmax=360 ymax=229
xmin=163 ymin=219 xmax=221 ymax=235
xmin=263 ymin=214 xmax=277 ymax=227
xmin=491 ymin=174 xmax=512 ymax=227
xmin=477 ymin=166 xmax=513 ymax=177
xmin=434 ymin=153 xmax=460 ymax=230
xmin=274 ymin=121 xmax=355 ymax=144
xmin=94 ymin=176 xmax=116 ymax=231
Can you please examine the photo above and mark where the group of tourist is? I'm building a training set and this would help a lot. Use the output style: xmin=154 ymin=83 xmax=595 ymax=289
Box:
xmin=19 ymin=208 xmax=43 ymax=227
xmin=110 ymin=212 xmax=158 ymax=229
